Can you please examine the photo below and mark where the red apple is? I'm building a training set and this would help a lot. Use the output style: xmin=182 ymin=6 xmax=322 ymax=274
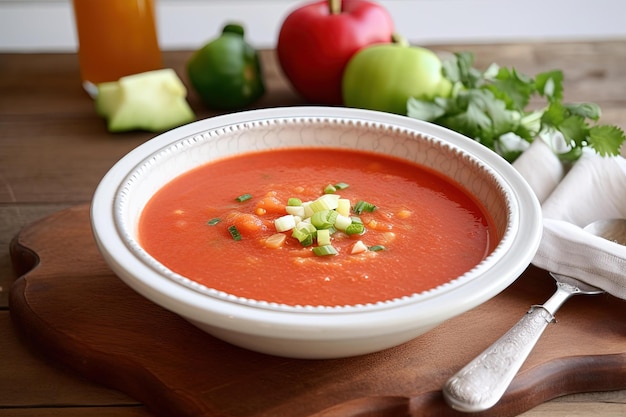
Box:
xmin=277 ymin=0 xmax=394 ymax=105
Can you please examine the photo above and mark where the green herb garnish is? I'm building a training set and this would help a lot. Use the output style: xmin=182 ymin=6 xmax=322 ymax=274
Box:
xmin=287 ymin=197 xmax=302 ymax=206
xmin=235 ymin=193 xmax=252 ymax=202
xmin=353 ymin=200 xmax=377 ymax=214
xmin=228 ymin=225 xmax=242 ymax=241
xmin=407 ymin=52 xmax=625 ymax=162
xmin=345 ymin=220 xmax=365 ymax=236
xmin=312 ymin=245 xmax=338 ymax=257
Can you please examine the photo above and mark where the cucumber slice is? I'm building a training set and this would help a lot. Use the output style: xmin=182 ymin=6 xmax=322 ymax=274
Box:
xmin=95 ymin=68 xmax=195 ymax=133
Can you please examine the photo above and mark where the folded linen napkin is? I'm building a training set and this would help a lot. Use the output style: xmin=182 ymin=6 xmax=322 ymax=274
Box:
xmin=512 ymin=139 xmax=626 ymax=300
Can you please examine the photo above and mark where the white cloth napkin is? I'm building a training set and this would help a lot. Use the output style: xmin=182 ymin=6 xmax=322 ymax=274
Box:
xmin=512 ymin=139 xmax=626 ymax=300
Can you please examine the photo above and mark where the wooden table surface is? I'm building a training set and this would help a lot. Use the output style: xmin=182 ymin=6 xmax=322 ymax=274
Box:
xmin=1 ymin=41 xmax=625 ymax=416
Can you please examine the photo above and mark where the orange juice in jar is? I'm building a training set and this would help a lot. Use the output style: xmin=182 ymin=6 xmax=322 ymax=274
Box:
xmin=72 ymin=0 xmax=163 ymax=88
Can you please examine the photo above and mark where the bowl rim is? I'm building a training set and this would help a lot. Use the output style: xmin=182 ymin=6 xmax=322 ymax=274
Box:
xmin=114 ymin=110 xmax=514 ymax=312
xmin=91 ymin=106 xmax=542 ymax=338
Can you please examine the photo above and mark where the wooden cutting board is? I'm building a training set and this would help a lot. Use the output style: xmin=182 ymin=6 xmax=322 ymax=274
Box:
xmin=9 ymin=205 xmax=626 ymax=417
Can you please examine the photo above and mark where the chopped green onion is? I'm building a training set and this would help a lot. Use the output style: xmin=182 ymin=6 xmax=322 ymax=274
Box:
xmin=337 ymin=198 xmax=351 ymax=217
xmin=235 ymin=193 xmax=252 ymax=202
xmin=207 ymin=218 xmax=221 ymax=226
xmin=300 ymin=233 xmax=314 ymax=246
xmin=312 ymin=245 xmax=338 ymax=256
xmin=317 ymin=229 xmax=331 ymax=246
xmin=327 ymin=210 xmax=338 ymax=226
xmin=296 ymin=221 xmax=317 ymax=234
xmin=309 ymin=194 xmax=340 ymax=212
xmin=292 ymin=227 xmax=314 ymax=246
xmin=334 ymin=213 xmax=352 ymax=231
xmin=345 ymin=221 xmax=365 ymax=236
xmin=228 ymin=225 xmax=242 ymax=241
xmin=311 ymin=210 xmax=337 ymax=229
xmin=353 ymin=200 xmax=377 ymax=214
xmin=272 ymin=184 xmax=385 ymax=255
xmin=302 ymin=202 xmax=314 ymax=218
xmin=274 ymin=214 xmax=296 ymax=232
xmin=285 ymin=205 xmax=305 ymax=217
xmin=287 ymin=197 xmax=302 ymax=206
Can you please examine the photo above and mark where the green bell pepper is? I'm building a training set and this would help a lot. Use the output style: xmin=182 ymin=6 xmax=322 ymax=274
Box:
xmin=187 ymin=23 xmax=265 ymax=110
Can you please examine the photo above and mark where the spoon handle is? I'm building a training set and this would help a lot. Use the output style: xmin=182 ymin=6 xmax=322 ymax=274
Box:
xmin=443 ymin=288 xmax=572 ymax=412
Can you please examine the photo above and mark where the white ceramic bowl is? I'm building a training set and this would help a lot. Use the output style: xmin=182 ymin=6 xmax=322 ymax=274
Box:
xmin=91 ymin=107 xmax=542 ymax=359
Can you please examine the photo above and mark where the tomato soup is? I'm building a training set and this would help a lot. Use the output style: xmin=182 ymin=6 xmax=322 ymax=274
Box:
xmin=139 ymin=148 xmax=496 ymax=306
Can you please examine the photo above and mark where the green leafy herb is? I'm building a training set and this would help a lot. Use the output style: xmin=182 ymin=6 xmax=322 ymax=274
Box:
xmin=207 ymin=217 xmax=221 ymax=226
xmin=407 ymin=52 xmax=625 ymax=162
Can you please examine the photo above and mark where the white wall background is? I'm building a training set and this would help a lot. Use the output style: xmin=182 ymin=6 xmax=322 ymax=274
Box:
xmin=1 ymin=0 xmax=625 ymax=52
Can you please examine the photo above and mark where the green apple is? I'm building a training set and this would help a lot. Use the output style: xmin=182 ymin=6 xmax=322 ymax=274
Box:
xmin=342 ymin=41 xmax=452 ymax=115
xmin=95 ymin=68 xmax=195 ymax=133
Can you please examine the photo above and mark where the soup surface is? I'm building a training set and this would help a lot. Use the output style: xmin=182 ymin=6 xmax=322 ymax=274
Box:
xmin=139 ymin=148 xmax=496 ymax=306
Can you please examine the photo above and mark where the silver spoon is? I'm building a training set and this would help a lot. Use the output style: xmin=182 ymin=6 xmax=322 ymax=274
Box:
xmin=443 ymin=218 xmax=626 ymax=413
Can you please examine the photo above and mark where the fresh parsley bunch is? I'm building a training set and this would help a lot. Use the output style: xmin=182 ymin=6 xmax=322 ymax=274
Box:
xmin=407 ymin=52 xmax=625 ymax=162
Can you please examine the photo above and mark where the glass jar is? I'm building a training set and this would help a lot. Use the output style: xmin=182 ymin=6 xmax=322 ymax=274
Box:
xmin=72 ymin=0 xmax=163 ymax=89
